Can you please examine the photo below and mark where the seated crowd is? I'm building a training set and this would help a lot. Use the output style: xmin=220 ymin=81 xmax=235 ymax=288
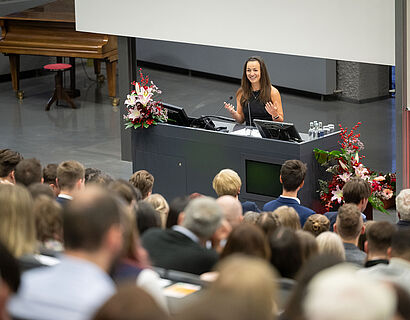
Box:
xmin=0 ymin=148 xmax=409 ymax=320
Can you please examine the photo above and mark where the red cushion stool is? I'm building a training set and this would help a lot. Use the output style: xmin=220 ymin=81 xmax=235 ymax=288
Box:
xmin=43 ymin=63 xmax=76 ymax=111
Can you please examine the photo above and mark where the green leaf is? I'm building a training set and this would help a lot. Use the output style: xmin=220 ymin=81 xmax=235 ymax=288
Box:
xmin=125 ymin=123 xmax=133 ymax=129
xmin=133 ymin=123 xmax=142 ymax=129
xmin=368 ymin=196 xmax=390 ymax=215
xmin=143 ymin=123 xmax=149 ymax=128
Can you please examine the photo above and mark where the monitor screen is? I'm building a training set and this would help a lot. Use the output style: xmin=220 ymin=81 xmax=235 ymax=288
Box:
xmin=162 ymin=103 xmax=191 ymax=127
xmin=253 ymin=119 xmax=302 ymax=142
xmin=245 ymin=160 xmax=282 ymax=197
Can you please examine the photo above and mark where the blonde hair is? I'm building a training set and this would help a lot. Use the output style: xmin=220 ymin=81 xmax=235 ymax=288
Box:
xmin=273 ymin=206 xmax=301 ymax=230
xmin=212 ymin=169 xmax=241 ymax=197
xmin=303 ymin=214 xmax=330 ymax=236
xmin=316 ymin=231 xmax=346 ymax=261
xmin=145 ymin=193 xmax=169 ymax=228
xmin=0 ymin=184 xmax=36 ymax=257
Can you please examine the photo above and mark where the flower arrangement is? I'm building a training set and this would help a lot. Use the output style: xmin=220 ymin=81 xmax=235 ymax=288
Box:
xmin=124 ymin=69 xmax=167 ymax=129
xmin=314 ymin=122 xmax=396 ymax=214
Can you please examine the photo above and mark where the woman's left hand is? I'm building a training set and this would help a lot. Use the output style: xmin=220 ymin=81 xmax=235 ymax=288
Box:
xmin=265 ymin=101 xmax=279 ymax=119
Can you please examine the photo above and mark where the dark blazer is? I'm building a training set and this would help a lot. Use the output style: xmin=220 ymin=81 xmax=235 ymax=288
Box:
xmin=397 ymin=220 xmax=410 ymax=230
xmin=263 ymin=196 xmax=315 ymax=227
xmin=325 ymin=210 xmax=367 ymax=231
xmin=141 ymin=228 xmax=218 ymax=275
xmin=55 ymin=196 xmax=71 ymax=207
xmin=241 ymin=201 xmax=261 ymax=213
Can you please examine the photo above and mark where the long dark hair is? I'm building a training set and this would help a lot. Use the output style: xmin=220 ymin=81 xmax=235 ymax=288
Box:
xmin=238 ymin=56 xmax=272 ymax=107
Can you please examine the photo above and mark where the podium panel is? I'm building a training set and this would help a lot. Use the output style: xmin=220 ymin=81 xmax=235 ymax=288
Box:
xmin=131 ymin=123 xmax=339 ymax=211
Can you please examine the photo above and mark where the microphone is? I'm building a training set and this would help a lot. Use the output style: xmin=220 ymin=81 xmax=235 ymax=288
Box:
xmin=215 ymin=95 xmax=233 ymax=116
xmin=247 ymin=100 xmax=252 ymax=127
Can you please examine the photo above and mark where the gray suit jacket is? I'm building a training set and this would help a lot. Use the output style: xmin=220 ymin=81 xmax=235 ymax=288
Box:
xmin=343 ymin=242 xmax=366 ymax=267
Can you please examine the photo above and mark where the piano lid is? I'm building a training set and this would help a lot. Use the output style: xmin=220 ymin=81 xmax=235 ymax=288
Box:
xmin=1 ymin=0 xmax=75 ymax=23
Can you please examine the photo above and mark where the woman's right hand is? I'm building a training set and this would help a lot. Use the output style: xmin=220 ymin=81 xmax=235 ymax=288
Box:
xmin=224 ymin=102 xmax=236 ymax=116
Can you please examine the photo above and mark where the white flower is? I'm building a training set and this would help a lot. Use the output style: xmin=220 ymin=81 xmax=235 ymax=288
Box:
xmin=354 ymin=164 xmax=369 ymax=178
xmin=128 ymin=108 xmax=141 ymax=121
xmin=136 ymin=86 xmax=153 ymax=106
xmin=338 ymin=172 xmax=351 ymax=182
xmin=331 ymin=185 xmax=343 ymax=203
xmin=125 ymin=94 xmax=137 ymax=106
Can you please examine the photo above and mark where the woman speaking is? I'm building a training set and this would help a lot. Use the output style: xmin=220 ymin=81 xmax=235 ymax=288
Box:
xmin=224 ymin=56 xmax=283 ymax=125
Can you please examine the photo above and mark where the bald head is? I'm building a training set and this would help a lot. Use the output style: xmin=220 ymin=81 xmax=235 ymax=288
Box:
xmin=217 ymin=195 xmax=243 ymax=228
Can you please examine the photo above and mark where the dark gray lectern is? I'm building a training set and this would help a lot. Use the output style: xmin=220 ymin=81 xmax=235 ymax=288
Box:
xmin=131 ymin=122 xmax=339 ymax=212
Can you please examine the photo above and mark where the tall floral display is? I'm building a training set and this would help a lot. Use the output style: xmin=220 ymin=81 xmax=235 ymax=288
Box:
xmin=124 ymin=70 xmax=167 ymax=129
xmin=314 ymin=122 xmax=395 ymax=214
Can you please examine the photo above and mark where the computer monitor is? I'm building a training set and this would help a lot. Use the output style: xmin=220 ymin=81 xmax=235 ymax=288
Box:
xmin=245 ymin=159 xmax=282 ymax=198
xmin=253 ymin=119 xmax=303 ymax=142
xmin=162 ymin=103 xmax=191 ymax=127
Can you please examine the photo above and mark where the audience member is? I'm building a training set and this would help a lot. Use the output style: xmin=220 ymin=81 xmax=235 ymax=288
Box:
xmin=108 ymin=179 xmax=142 ymax=206
xmin=212 ymin=168 xmax=261 ymax=213
xmin=302 ymin=214 xmax=330 ymax=236
xmin=273 ymin=206 xmax=301 ymax=230
xmin=43 ymin=163 xmax=60 ymax=197
xmin=146 ymin=193 xmax=170 ymax=228
xmin=216 ymin=195 xmax=243 ymax=229
xmin=0 ymin=241 xmax=20 ymax=320
xmin=56 ymin=160 xmax=85 ymax=205
xmin=28 ymin=182 xmax=55 ymax=199
xmin=358 ymin=220 xmax=374 ymax=251
xmin=142 ymin=197 xmax=222 ymax=275
xmin=364 ymin=221 xmax=395 ymax=268
xmin=256 ymin=211 xmax=280 ymax=236
xmin=33 ymin=195 xmax=64 ymax=254
xmin=0 ymin=148 xmax=22 ymax=184
xmin=85 ymin=168 xmax=113 ymax=186
xmin=112 ymin=204 xmax=167 ymax=310
xmin=316 ymin=231 xmax=346 ymax=261
xmin=220 ymin=224 xmax=270 ymax=260
xmin=295 ymin=230 xmax=319 ymax=263
xmin=282 ymin=254 xmax=344 ymax=319
xmin=325 ymin=178 xmax=370 ymax=231
xmin=263 ymin=160 xmax=314 ymax=226
xmin=92 ymin=285 xmax=169 ymax=320
xmin=269 ymin=227 xmax=303 ymax=280
xmin=334 ymin=203 xmax=366 ymax=266
xmin=304 ymin=265 xmax=396 ymax=320
xmin=8 ymin=186 xmax=124 ymax=320
xmin=242 ymin=211 xmax=261 ymax=224
xmin=14 ymin=158 xmax=42 ymax=186
xmin=129 ymin=170 xmax=154 ymax=199
xmin=359 ymin=229 xmax=410 ymax=295
xmin=179 ymin=255 xmax=277 ymax=320
xmin=396 ymin=189 xmax=410 ymax=229
xmin=166 ymin=196 xmax=190 ymax=228
xmin=135 ymin=200 xmax=162 ymax=235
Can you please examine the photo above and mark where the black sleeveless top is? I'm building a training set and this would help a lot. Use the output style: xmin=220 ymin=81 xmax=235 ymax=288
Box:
xmin=243 ymin=90 xmax=272 ymax=126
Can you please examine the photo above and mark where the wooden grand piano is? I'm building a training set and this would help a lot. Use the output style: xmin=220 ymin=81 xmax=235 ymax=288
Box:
xmin=0 ymin=0 xmax=118 ymax=105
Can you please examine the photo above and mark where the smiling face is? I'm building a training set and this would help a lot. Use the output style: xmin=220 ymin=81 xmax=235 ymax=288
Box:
xmin=246 ymin=60 xmax=261 ymax=87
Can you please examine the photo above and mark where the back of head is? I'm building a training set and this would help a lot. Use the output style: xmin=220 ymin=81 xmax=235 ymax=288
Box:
xmin=216 ymin=195 xmax=243 ymax=228
xmin=243 ymin=211 xmax=260 ymax=225
xmin=304 ymin=265 xmax=396 ymax=320
xmin=28 ymin=183 xmax=55 ymax=200
xmin=63 ymin=186 xmax=122 ymax=252
xmin=391 ymin=228 xmax=410 ymax=261
xmin=57 ymin=160 xmax=85 ymax=190
xmin=0 ymin=184 xmax=36 ymax=257
xmin=145 ymin=193 xmax=169 ymax=228
xmin=210 ymin=254 xmax=277 ymax=320
xmin=303 ymin=214 xmax=330 ymax=236
xmin=256 ymin=211 xmax=280 ymax=236
xmin=212 ymin=169 xmax=241 ymax=197
xmin=108 ymin=179 xmax=142 ymax=204
xmin=182 ymin=197 xmax=222 ymax=240
xmin=335 ymin=203 xmax=363 ymax=241
xmin=366 ymin=221 xmax=395 ymax=254
xmin=221 ymin=224 xmax=270 ymax=260
xmin=14 ymin=158 xmax=42 ymax=187
xmin=316 ymin=231 xmax=346 ymax=261
xmin=43 ymin=163 xmax=58 ymax=185
xmin=295 ymin=230 xmax=319 ymax=263
xmin=0 ymin=149 xmax=23 ymax=178
xmin=33 ymin=195 xmax=63 ymax=243
xmin=269 ymin=227 xmax=303 ymax=279
xmin=273 ymin=205 xmax=301 ymax=230
xmin=280 ymin=160 xmax=307 ymax=192
xmin=129 ymin=170 xmax=154 ymax=199
xmin=92 ymin=284 xmax=169 ymax=320
xmin=85 ymin=169 xmax=113 ymax=186
xmin=166 ymin=196 xmax=190 ymax=228
xmin=342 ymin=177 xmax=371 ymax=204
xmin=396 ymin=188 xmax=410 ymax=221
xmin=135 ymin=200 xmax=161 ymax=234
